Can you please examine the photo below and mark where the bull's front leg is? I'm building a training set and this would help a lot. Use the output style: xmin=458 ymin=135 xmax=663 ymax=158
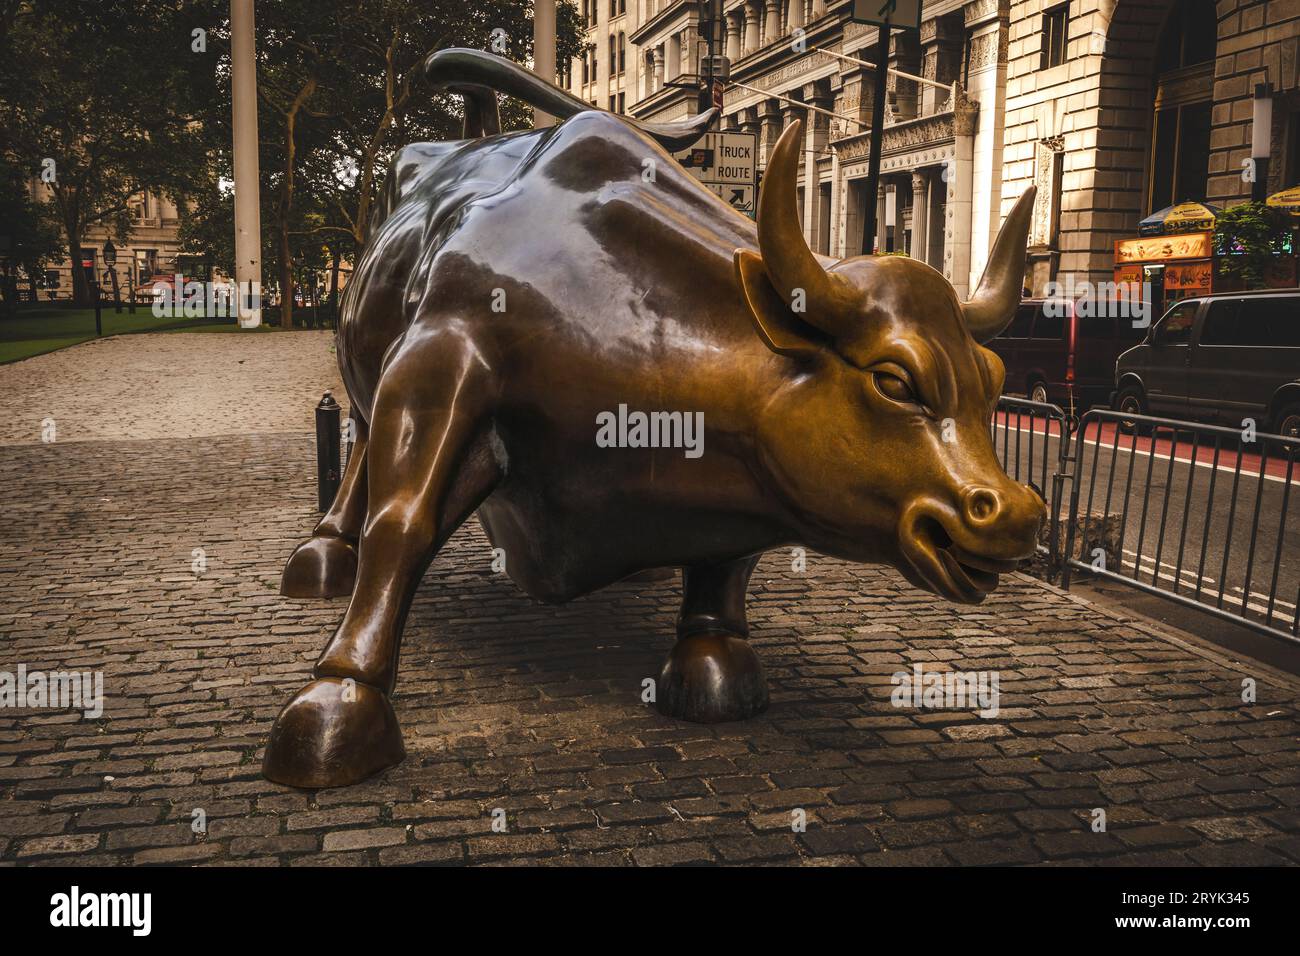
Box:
xmin=263 ymin=332 xmax=501 ymax=789
xmin=656 ymin=554 xmax=769 ymax=723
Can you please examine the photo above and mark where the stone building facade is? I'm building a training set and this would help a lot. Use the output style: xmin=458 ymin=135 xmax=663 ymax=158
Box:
xmin=565 ymin=0 xmax=1300 ymax=299
xmin=21 ymin=184 xmax=187 ymax=300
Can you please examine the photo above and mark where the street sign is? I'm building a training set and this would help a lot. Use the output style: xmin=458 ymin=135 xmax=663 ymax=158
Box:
xmin=851 ymin=0 xmax=921 ymax=31
xmin=672 ymin=130 xmax=758 ymax=217
xmin=703 ymin=182 xmax=754 ymax=210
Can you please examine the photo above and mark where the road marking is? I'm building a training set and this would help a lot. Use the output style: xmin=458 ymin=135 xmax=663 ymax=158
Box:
xmin=993 ymin=421 xmax=1297 ymax=486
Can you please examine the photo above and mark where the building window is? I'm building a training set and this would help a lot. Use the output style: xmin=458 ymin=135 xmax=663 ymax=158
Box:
xmin=618 ymin=92 xmax=625 ymax=113
xmin=1040 ymin=4 xmax=1068 ymax=71
xmin=609 ymin=94 xmax=617 ymax=111
xmin=609 ymin=36 xmax=616 ymax=76
xmin=582 ymin=52 xmax=588 ymax=85
xmin=618 ymin=33 xmax=626 ymax=75
xmin=1147 ymin=0 xmax=1217 ymax=211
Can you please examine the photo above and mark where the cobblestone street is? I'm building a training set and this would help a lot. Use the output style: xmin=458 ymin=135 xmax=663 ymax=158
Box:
xmin=2 ymin=334 xmax=1299 ymax=866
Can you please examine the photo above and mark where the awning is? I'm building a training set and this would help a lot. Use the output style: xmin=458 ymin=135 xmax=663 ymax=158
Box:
xmin=1266 ymin=185 xmax=1300 ymax=217
xmin=1138 ymin=201 xmax=1221 ymax=236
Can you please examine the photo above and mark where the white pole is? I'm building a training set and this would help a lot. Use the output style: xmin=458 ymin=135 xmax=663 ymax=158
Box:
xmin=533 ymin=0 xmax=556 ymax=128
xmin=231 ymin=0 xmax=262 ymax=327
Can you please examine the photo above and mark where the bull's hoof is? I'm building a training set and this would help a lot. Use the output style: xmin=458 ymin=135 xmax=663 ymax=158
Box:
xmin=280 ymin=535 xmax=357 ymax=598
xmin=655 ymin=631 xmax=769 ymax=723
xmin=262 ymin=677 xmax=404 ymax=789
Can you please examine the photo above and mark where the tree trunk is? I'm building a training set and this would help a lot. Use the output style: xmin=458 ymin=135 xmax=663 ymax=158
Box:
xmin=278 ymin=220 xmax=293 ymax=329
xmin=329 ymin=250 xmax=341 ymax=326
xmin=65 ymin=223 xmax=89 ymax=306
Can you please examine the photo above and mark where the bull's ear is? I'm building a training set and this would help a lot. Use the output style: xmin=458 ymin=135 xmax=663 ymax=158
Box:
xmin=734 ymin=250 xmax=828 ymax=357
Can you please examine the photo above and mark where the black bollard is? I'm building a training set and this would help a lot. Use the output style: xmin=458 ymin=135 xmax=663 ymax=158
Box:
xmin=315 ymin=391 xmax=341 ymax=512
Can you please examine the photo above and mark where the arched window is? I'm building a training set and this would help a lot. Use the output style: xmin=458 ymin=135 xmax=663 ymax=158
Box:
xmin=1147 ymin=0 xmax=1217 ymax=211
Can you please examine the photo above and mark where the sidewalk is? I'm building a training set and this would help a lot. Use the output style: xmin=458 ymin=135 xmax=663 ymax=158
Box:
xmin=1 ymin=334 xmax=1297 ymax=866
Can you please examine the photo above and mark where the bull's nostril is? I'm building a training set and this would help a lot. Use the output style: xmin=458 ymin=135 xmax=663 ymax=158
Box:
xmin=965 ymin=488 xmax=999 ymax=523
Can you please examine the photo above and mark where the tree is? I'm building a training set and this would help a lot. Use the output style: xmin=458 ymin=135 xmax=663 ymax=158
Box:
xmin=0 ymin=157 xmax=63 ymax=310
xmin=0 ymin=1 xmax=220 ymax=304
xmin=1214 ymin=202 xmax=1295 ymax=290
xmin=186 ymin=0 xmax=587 ymax=328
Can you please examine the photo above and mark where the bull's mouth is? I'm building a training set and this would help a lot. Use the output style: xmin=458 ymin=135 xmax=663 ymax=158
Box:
xmin=902 ymin=514 xmax=1024 ymax=604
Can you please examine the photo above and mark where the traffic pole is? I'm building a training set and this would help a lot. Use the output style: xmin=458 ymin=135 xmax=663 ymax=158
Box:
xmin=861 ymin=19 xmax=890 ymax=255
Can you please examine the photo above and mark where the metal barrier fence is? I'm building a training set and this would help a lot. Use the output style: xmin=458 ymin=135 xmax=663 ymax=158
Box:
xmin=990 ymin=396 xmax=1075 ymax=567
xmin=1059 ymin=409 xmax=1300 ymax=646
xmin=306 ymin=394 xmax=1300 ymax=645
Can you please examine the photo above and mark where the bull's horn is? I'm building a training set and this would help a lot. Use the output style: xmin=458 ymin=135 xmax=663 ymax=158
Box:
xmin=962 ymin=186 xmax=1037 ymax=342
xmin=756 ymin=120 xmax=852 ymax=323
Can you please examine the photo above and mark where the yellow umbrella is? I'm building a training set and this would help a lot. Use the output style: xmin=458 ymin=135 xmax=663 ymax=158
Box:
xmin=1266 ymin=186 xmax=1300 ymax=217
xmin=1138 ymin=201 xmax=1220 ymax=236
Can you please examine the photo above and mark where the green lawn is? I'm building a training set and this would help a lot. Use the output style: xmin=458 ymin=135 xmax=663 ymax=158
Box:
xmin=0 ymin=306 xmax=289 ymax=364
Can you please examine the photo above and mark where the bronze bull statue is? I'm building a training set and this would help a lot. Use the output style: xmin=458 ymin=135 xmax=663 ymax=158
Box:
xmin=263 ymin=50 xmax=1045 ymax=789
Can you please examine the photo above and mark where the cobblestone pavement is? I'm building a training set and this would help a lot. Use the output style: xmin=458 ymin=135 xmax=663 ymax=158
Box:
xmin=1 ymin=337 xmax=1299 ymax=866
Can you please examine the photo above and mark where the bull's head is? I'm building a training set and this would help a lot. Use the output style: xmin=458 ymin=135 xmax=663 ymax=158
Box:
xmin=735 ymin=120 xmax=1045 ymax=603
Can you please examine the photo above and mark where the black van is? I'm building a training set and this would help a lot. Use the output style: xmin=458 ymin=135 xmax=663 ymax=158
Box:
xmin=1113 ymin=290 xmax=1300 ymax=438
xmin=988 ymin=298 xmax=1147 ymax=414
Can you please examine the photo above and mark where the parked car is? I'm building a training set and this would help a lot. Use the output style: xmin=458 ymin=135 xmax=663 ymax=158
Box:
xmin=1113 ymin=290 xmax=1300 ymax=439
xmin=986 ymin=298 xmax=1148 ymax=414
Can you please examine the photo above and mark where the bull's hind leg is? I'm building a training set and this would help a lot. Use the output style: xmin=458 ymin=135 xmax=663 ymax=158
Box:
xmin=264 ymin=333 xmax=500 ymax=788
xmin=656 ymin=554 xmax=769 ymax=723
xmin=281 ymin=416 xmax=370 ymax=598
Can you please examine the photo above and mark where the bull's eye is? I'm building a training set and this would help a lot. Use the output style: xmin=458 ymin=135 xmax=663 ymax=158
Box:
xmin=873 ymin=371 xmax=916 ymax=405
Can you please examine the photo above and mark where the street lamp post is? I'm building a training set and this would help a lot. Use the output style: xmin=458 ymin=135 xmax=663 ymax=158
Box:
xmin=102 ymin=239 xmax=122 ymax=315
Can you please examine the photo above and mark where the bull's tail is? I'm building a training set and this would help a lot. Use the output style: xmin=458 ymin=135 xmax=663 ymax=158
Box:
xmin=425 ymin=47 xmax=716 ymax=152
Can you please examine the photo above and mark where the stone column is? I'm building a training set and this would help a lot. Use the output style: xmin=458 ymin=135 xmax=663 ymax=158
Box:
xmin=653 ymin=46 xmax=664 ymax=91
xmin=788 ymin=0 xmax=805 ymax=33
xmin=803 ymin=85 xmax=832 ymax=252
xmin=759 ymin=98 xmax=784 ymax=167
xmin=744 ymin=2 xmax=760 ymax=56
xmin=764 ymin=0 xmax=781 ymax=45
xmin=875 ymin=183 xmax=888 ymax=255
xmin=829 ymin=146 xmax=843 ymax=257
xmin=811 ymin=0 xmax=825 ymax=20
xmin=667 ymin=33 xmax=681 ymax=80
xmin=946 ymin=85 xmax=978 ymax=298
xmin=963 ymin=12 xmax=1008 ymax=294
xmin=726 ymin=13 xmax=742 ymax=62
xmin=911 ymin=170 xmax=929 ymax=263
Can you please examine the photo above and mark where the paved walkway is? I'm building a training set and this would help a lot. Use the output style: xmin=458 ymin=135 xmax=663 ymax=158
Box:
xmin=1 ymin=334 xmax=1298 ymax=865
xmin=0 ymin=331 xmax=342 ymax=444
